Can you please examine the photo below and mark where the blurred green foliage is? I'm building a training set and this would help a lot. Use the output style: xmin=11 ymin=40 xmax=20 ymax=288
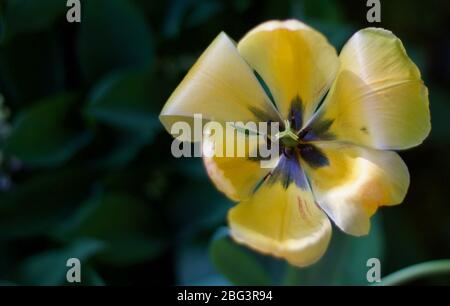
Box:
xmin=0 ymin=0 xmax=449 ymax=285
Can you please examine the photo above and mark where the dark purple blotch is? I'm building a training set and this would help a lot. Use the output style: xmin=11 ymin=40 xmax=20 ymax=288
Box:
xmin=299 ymin=143 xmax=329 ymax=168
xmin=267 ymin=152 xmax=307 ymax=189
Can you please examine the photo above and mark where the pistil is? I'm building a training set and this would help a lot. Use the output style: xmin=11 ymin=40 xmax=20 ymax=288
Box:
xmin=276 ymin=120 xmax=299 ymax=148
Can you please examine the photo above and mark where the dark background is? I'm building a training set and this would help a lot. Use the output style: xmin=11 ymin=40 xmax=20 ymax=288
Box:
xmin=0 ymin=0 xmax=449 ymax=285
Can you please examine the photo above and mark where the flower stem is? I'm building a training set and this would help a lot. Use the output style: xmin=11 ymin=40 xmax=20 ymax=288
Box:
xmin=376 ymin=259 xmax=450 ymax=286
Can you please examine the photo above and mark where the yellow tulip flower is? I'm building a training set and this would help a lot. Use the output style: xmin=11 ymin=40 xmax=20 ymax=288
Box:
xmin=159 ymin=20 xmax=431 ymax=267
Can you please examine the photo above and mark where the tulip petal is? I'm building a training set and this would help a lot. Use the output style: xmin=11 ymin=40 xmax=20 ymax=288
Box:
xmin=305 ymin=28 xmax=430 ymax=150
xmin=159 ymin=32 xmax=281 ymax=141
xmin=302 ymin=141 xmax=410 ymax=236
xmin=203 ymin=126 xmax=277 ymax=201
xmin=237 ymin=20 xmax=339 ymax=126
xmin=228 ymin=158 xmax=332 ymax=267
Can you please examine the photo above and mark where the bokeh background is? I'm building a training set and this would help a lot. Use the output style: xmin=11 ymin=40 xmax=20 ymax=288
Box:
xmin=0 ymin=0 xmax=449 ymax=285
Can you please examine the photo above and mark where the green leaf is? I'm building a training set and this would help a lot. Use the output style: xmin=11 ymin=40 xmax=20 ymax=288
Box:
xmin=0 ymin=167 xmax=97 ymax=239
xmin=17 ymin=238 xmax=104 ymax=286
xmin=55 ymin=191 xmax=167 ymax=266
xmin=86 ymin=70 xmax=160 ymax=134
xmin=83 ymin=266 xmax=106 ymax=286
xmin=168 ymin=175 xmax=232 ymax=238
xmin=186 ymin=0 xmax=223 ymax=28
xmin=163 ymin=0 xmax=223 ymax=37
xmin=296 ymin=0 xmax=344 ymax=23
xmin=2 ymin=0 xmax=66 ymax=39
xmin=97 ymin=129 xmax=152 ymax=168
xmin=176 ymin=238 xmax=231 ymax=285
xmin=310 ymin=21 xmax=355 ymax=50
xmin=0 ymin=30 xmax=65 ymax=103
xmin=84 ymin=70 xmax=161 ymax=168
xmin=5 ymin=93 xmax=91 ymax=167
xmin=290 ymin=1 xmax=354 ymax=50
xmin=377 ymin=259 xmax=450 ymax=286
xmin=429 ymin=87 xmax=450 ymax=144
xmin=0 ymin=13 xmax=5 ymax=44
xmin=77 ymin=0 xmax=154 ymax=83
xmin=232 ymin=0 xmax=251 ymax=13
xmin=282 ymin=215 xmax=385 ymax=285
xmin=209 ymin=227 xmax=271 ymax=285
xmin=162 ymin=0 xmax=195 ymax=38
xmin=0 ymin=281 xmax=17 ymax=286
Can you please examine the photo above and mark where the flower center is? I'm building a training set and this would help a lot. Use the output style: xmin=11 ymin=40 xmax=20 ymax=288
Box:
xmin=276 ymin=120 xmax=299 ymax=148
